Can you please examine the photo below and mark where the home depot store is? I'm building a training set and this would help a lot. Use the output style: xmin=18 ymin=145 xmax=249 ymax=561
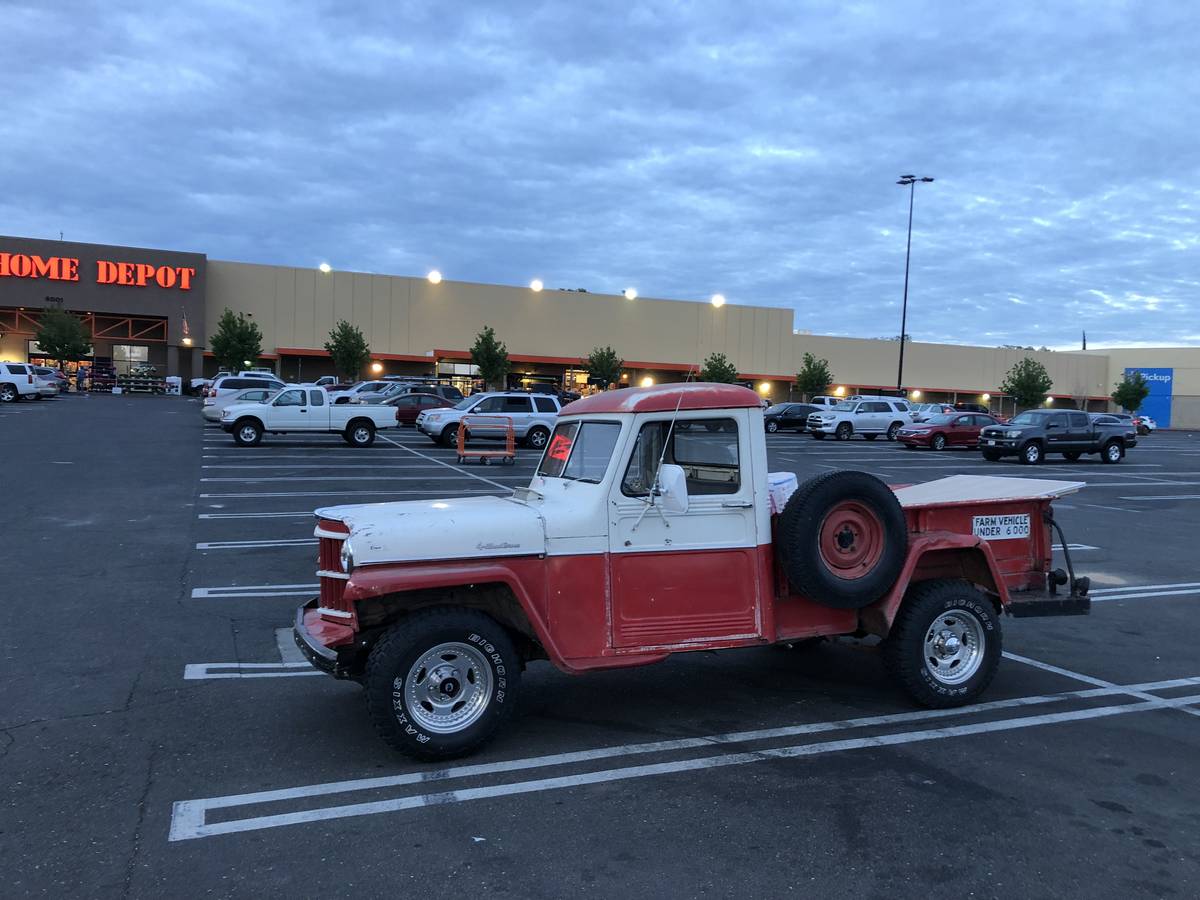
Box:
xmin=3 ymin=235 xmax=1199 ymax=425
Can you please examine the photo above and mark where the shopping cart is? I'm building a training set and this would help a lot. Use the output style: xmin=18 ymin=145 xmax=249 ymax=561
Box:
xmin=456 ymin=415 xmax=516 ymax=465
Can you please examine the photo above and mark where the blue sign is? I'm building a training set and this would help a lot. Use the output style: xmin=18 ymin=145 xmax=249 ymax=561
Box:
xmin=1124 ymin=367 xmax=1173 ymax=428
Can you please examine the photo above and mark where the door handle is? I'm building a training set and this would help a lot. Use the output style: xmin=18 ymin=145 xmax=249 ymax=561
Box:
xmin=721 ymin=500 xmax=753 ymax=508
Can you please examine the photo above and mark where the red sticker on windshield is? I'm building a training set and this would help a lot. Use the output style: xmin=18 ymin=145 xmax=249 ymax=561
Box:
xmin=547 ymin=433 xmax=573 ymax=461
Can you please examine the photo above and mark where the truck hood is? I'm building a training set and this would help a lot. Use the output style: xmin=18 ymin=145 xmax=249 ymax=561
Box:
xmin=315 ymin=496 xmax=546 ymax=566
xmin=219 ymin=401 xmax=270 ymax=417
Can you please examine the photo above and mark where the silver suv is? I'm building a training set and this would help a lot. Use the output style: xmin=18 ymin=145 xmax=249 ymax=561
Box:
xmin=807 ymin=398 xmax=913 ymax=441
xmin=417 ymin=391 xmax=561 ymax=448
xmin=0 ymin=362 xmax=40 ymax=402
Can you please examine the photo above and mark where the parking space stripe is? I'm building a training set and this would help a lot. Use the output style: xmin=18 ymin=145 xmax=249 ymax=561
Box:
xmin=1091 ymin=581 xmax=1200 ymax=595
xmin=190 ymin=584 xmax=317 ymax=598
xmin=199 ymin=490 xmax=501 ymax=499
xmin=183 ymin=663 xmax=321 ymax=680
xmin=168 ymin=682 xmax=1200 ymax=840
xmin=200 ymin=475 xmax=530 ymax=482
xmin=195 ymin=538 xmax=317 ymax=550
xmin=198 ymin=511 xmax=315 ymax=519
xmin=1117 ymin=494 xmax=1200 ymax=501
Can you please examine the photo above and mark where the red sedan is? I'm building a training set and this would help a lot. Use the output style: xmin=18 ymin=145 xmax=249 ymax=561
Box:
xmin=386 ymin=392 xmax=455 ymax=425
xmin=897 ymin=413 xmax=1001 ymax=450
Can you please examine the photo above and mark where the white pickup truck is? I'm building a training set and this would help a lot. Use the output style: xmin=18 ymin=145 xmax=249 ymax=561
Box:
xmin=220 ymin=383 xmax=398 ymax=446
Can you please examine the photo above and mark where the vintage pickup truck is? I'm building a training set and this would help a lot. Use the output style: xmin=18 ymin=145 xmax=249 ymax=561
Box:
xmin=294 ymin=383 xmax=1091 ymax=759
xmin=220 ymin=383 xmax=399 ymax=446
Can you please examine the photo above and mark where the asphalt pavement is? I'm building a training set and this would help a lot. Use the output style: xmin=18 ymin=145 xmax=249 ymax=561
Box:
xmin=3 ymin=395 xmax=1199 ymax=898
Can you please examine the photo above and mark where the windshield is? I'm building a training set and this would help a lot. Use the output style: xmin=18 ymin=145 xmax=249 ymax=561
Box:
xmin=832 ymin=401 xmax=856 ymax=411
xmin=537 ymin=421 xmax=622 ymax=483
xmin=1009 ymin=411 xmax=1044 ymax=425
xmin=925 ymin=414 xmax=955 ymax=425
xmin=453 ymin=396 xmax=477 ymax=410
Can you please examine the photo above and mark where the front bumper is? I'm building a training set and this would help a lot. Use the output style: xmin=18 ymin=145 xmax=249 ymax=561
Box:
xmin=293 ymin=600 xmax=363 ymax=679
xmin=897 ymin=432 xmax=930 ymax=445
xmin=980 ymin=436 xmax=1019 ymax=452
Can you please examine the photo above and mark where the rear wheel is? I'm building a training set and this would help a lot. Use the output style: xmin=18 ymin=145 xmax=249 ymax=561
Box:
xmin=1019 ymin=442 xmax=1043 ymax=465
xmin=345 ymin=421 xmax=376 ymax=447
xmin=232 ymin=419 xmax=263 ymax=446
xmin=365 ymin=608 xmax=521 ymax=760
xmin=526 ymin=426 xmax=550 ymax=450
xmin=886 ymin=422 xmax=902 ymax=441
xmin=883 ymin=579 xmax=1002 ymax=708
xmin=766 ymin=420 xmax=779 ymax=433
xmin=930 ymin=433 xmax=947 ymax=451
xmin=835 ymin=422 xmax=853 ymax=441
xmin=1101 ymin=440 xmax=1123 ymax=464
xmin=0 ymin=384 xmax=17 ymax=403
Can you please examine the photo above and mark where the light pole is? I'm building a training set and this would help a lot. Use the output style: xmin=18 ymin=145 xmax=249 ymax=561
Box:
xmin=895 ymin=174 xmax=933 ymax=394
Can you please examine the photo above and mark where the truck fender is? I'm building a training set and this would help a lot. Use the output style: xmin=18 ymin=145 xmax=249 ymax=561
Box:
xmin=343 ymin=559 xmax=561 ymax=664
xmin=858 ymin=532 xmax=1010 ymax=637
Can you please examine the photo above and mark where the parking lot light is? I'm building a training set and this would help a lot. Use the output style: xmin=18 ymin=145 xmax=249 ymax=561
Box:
xmin=758 ymin=381 xmax=770 ymax=394
xmin=370 ymin=362 xmax=383 ymax=374
xmin=318 ymin=262 xmax=332 ymax=274
xmin=834 ymin=386 xmax=846 ymax=397
xmin=427 ymin=270 xmax=443 ymax=284
xmin=530 ymin=279 xmax=543 ymax=292
xmin=981 ymin=393 xmax=991 ymax=401
xmin=711 ymin=294 xmax=726 ymax=308
xmin=624 ymin=287 xmax=638 ymax=300
xmin=895 ymin=174 xmax=935 ymax=392
xmin=910 ymin=389 xmax=922 ymax=399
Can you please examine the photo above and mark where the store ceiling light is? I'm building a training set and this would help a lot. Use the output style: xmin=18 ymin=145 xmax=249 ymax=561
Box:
xmin=427 ymin=270 xmax=443 ymax=284
xmin=530 ymin=278 xmax=543 ymax=292
xmin=981 ymin=392 xmax=991 ymax=401
xmin=318 ymin=262 xmax=332 ymax=274
xmin=711 ymin=293 xmax=726 ymax=308
xmin=640 ymin=376 xmax=654 ymax=387
xmin=910 ymin=389 xmax=922 ymax=399
xmin=181 ymin=337 xmax=193 ymax=347
xmin=370 ymin=362 xmax=383 ymax=374
xmin=623 ymin=287 xmax=637 ymax=300
xmin=758 ymin=381 xmax=770 ymax=394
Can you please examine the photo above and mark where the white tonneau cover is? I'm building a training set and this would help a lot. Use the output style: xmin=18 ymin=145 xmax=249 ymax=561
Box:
xmin=893 ymin=475 xmax=1085 ymax=509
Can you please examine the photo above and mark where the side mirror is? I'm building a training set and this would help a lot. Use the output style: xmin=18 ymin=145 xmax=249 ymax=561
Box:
xmin=657 ymin=464 xmax=689 ymax=514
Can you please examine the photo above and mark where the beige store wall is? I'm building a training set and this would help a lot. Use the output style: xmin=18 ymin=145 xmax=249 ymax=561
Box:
xmin=1093 ymin=347 xmax=1200 ymax=428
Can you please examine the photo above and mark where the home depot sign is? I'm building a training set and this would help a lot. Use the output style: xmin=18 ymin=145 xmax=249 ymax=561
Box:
xmin=0 ymin=251 xmax=196 ymax=290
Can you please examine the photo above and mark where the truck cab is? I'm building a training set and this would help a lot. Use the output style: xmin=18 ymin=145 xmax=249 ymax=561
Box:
xmin=294 ymin=383 xmax=1091 ymax=759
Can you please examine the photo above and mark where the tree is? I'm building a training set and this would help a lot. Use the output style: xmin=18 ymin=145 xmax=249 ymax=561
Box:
xmin=209 ymin=308 xmax=263 ymax=372
xmin=324 ymin=320 xmax=371 ymax=382
xmin=34 ymin=308 xmax=91 ymax=365
xmin=1000 ymin=357 xmax=1053 ymax=410
xmin=699 ymin=352 xmax=739 ymax=384
xmin=471 ymin=326 xmax=510 ymax=391
xmin=1111 ymin=371 xmax=1150 ymax=412
xmin=794 ymin=352 xmax=833 ymax=400
xmin=585 ymin=345 xmax=623 ymax=389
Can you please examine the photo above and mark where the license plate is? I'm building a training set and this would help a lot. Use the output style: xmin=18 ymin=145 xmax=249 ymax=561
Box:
xmin=972 ymin=513 xmax=1030 ymax=540
xmin=986 ymin=439 xmax=997 ymax=446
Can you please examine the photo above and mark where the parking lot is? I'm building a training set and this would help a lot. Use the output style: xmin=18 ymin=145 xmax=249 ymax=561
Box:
xmin=5 ymin=395 xmax=1200 ymax=897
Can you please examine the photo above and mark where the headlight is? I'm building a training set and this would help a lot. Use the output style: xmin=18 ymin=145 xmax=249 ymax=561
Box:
xmin=221 ymin=411 xmax=232 ymax=420
xmin=1005 ymin=429 xmax=1023 ymax=438
xmin=339 ymin=540 xmax=355 ymax=573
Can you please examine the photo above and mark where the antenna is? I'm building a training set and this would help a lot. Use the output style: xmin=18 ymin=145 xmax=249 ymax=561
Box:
xmin=631 ymin=364 xmax=700 ymax=532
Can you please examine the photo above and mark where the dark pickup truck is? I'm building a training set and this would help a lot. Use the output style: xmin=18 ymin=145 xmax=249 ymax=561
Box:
xmin=979 ymin=409 xmax=1135 ymax=465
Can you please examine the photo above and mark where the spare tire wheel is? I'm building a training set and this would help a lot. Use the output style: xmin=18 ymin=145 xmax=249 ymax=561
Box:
xmin=777 ymin=471 xmax=908 ymax=610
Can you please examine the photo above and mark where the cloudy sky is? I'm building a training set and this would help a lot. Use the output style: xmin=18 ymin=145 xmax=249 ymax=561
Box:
xmin=4 ymin=1 xmax=1198 ymax=348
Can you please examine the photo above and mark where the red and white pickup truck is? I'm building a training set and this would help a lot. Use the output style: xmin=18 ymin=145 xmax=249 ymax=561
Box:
xmin=294 ymin=384 xmax=1091 ymax=759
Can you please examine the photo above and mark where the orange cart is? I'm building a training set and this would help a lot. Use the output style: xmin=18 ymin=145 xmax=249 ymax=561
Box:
xmin=456 ymin=415 xmax=516 ymax=465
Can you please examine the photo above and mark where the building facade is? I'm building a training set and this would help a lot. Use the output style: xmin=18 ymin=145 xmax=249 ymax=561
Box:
xmin=2 ymin=234 xmax=1198 ymax=425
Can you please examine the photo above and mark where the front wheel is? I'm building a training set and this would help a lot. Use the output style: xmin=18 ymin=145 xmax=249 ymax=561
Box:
xmin=931 ymin=433 xmax=947 ymax=451
xmin=0 ymin=384 xmax=17 ymax=403
xmin=1101 ymin=440 xmax=1123 ymax=464
xmin=886 ymin=422 xmax=902 ymax=441
xmin=365 ymin=608 xmax=521 ymax=760
xmin=232 ymin=419 xmax=263 ymax=446
xmin=525 ymin=426 xmax=550 ymax=450
xmin=883 ymin=579 xmax=1002 ymax=708
xmin=766 ymin=420 xmax=779 ymax=433
xmin=1019 ymin=442 xmax=1043 ymax=465
xmin=835 ymin=423 xmax=853 ymax=441
xmin=440 ymin=424 xmax=460 ymax=448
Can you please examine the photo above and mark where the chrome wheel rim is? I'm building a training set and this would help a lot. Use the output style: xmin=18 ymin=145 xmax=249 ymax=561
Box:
xmin=932 ymin=435 xmax=945 ymax=450
xmin=923 ymin=609 xmax=986 ymax=685
xmin=529 ymin=429 xmax=548 ymax=448
xmin=767 ymin=421 xmax=778 ymax=432
xmin=405 ymin=642 xmax=493 ymax=734
xmin=354 ymin=426 xmax=371 ymax=443
xmin=238 ymin=425 xmax=258 ymax=442
xmin=1107 ymin=444 xmax=1120 ymax=461
xmin=1025 ymin=445 xmax=1039 ymax=463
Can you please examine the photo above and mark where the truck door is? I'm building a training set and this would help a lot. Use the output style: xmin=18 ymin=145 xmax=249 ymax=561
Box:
xmin=607 ymin=413 xmax=763 ymax=649
xmin=1043 ymin=412 xmax=1069 ymax=451
xmin=1067 ymin=411 xmax=1091 ymax=448
xmin=270 ymin=388 xmax=309 ymax=429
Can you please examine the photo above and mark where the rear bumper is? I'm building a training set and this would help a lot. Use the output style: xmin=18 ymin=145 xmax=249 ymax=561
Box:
xmin=1007 ymin=589 xmax=1091 ymax=618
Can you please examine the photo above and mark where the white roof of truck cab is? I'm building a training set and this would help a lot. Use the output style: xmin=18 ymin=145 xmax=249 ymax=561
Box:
xmin=892 ymin=475 xmax=1085 ymax=508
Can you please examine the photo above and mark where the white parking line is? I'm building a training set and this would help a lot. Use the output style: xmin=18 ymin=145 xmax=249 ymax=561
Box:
xmin=190 ymin=584 xmax=317 ymax=599
xmin=199 ymin=490 xmax=501 ymax=499
xmin=1118 ymin=494 xmax=1200 ymax=501
xmin=199 ymin=475 xmax=530 ymax=482
xmin=198 ymin=511 xmax=315 ymax=519
xmin=1052 ymin=543 xmax=1099 ymax=551
xmin=195 ymin=538 xmax=316 ymax=550
xmin=183 ymin=663 xmax=321 ymax=680
xmin=378 ymin=433 xmax=517 ymax=491
xmin=168 ymin=678 xmax=1200 ymax=840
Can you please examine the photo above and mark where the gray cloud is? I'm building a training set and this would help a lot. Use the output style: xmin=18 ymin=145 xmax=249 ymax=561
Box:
xmin=2 ymin=0 xmax=1197 ymax=348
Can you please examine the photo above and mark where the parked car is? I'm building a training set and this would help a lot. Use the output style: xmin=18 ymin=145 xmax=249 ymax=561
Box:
xmin=341 ymin=383 xmax=411 ymax=405
xmin=406 ymin=383 xmax=466 ymax=403
xmin=417 ymin=391 xmax=561 ymax=448
xmin=953 ymin=402 xmax=991 ymax=415
xmin=293 ymin=383 xmax=1093 ymax=759
xmin=1133 ymin=415 xmax=1157 ymax=434
xmin=1090 ymin=413 xmax=1140 ymax=448
xmin=909 ymin=402 xmax=955 ymax=422
xmin=313 ymin=376 xmax=340 ymax=387
xmin=32 ymin=366 xmax=66 ymax=397
xmin=807 ymin=398 xmax=913 ymax=441
xmin=206 ymin=373 xmax=286 ymax=399
xmin=0 ymin=362 xmax=40 ymax=402
xmin=220 ymin=383 xmax=400 ymax=446
xmin=897 ymin=413 xmax=1001 ymax=450
xmin=809 ymin=395 xmax=841 ymax=407
xmin=763 ymin=402 xmax=819 ymax=433
xmin=202 ymin=385 xmax=280 ymax=422
xmin=981 ymin=409 xmax=1133 ymax=464
xmin=385 ymin=392 xmax=455 ymax=425
xmin=329 ymin=380 xmax=395 ymax=403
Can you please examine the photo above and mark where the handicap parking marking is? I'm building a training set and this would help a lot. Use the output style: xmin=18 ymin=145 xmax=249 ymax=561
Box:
xmin=168 ymin=674 xmax=1200 ymax=841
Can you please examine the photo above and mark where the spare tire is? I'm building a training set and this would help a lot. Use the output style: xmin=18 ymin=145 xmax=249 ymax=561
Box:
xmin=777 ymin=471 xmax=908 ymax=609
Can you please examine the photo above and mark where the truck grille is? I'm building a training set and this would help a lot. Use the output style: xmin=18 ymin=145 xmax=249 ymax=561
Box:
xmin=315 ymin=519 xmax=353 ymax=624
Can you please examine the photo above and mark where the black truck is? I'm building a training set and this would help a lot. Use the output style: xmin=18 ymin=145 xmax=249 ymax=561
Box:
xmin=979 ymin=409 xmax=1135 ymax=465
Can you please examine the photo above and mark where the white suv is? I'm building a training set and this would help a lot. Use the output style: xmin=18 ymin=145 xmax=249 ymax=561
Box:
xmin=807 ymin=398 xmax=913 ymax=441
xmin=0 ymin=362 xmax=40 ymax=403
xmin=417 ymin=392 xmax=561 ymax=448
